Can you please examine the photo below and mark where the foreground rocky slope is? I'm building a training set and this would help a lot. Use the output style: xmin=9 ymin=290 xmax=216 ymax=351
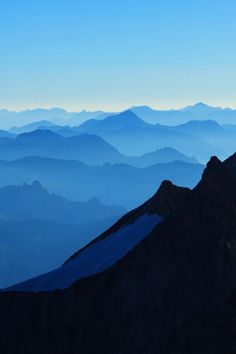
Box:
xmin=1 ymin=154 xmax=236 ymax=353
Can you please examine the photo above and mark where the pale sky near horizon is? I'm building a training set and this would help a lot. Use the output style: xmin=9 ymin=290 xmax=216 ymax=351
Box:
xmin=0 ymin=0 xmax=236 ymax=111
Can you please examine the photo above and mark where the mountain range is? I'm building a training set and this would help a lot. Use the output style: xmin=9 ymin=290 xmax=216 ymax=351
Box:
xmin=4 ymin=107 xmax=236 ymax=162
xmin=0 ymin=125 xmax=199 ymax=165
xmin=0 ymin=130 xmax=125 ymax=165
xmin=0 ymin=102 xmax=236 ymax=353
xmin=1 ymin=103 xmax=236 ymax=130
xmin=2 ymin=153 xmax=236 ymax=353
xmin=0 ymin=108 xmax=113 ymax=129
xmin=0 ymin=108 xmax=74 ymax=129
xmin=0 ymin=156 xmax=204 ymax=208
xmin=75 ymin=110 xmax=220 ymax=160
xmin=0 ymin=181 xmax=125 ymax=224
xmin=0 ymin=181 xmax=124 ymax=288
xmin=132 ymin=102 xmax=236 ymax=125
xmin=76 ymin=110 xmax=236 ymax=161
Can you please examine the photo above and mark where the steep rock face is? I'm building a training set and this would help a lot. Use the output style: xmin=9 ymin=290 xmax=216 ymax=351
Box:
xmin=1 ymin=155 xmax=236 ymax=353
xmin=223 ymin=152 xmax=236 ymax=177
xmin=65 ymin=179 xmax=190 ymax=265
xmin=143 ymin=179 xmax=191 ymax=217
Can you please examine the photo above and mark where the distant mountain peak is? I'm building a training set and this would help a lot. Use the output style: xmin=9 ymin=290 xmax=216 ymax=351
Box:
xmin=131 ymin=105 xmax=153 ymax=111
xmin=186 ymin=102 xmax=213 ymax=108
xmin=116 ymin=109 xmax=140 ymax=118
xmin=105 ymin=109 xmax=147 ymax=125
xmin=194 ymin=102 xmax=210 ymax=107
xmin=182 ymin=102 xmax=221 ymax=115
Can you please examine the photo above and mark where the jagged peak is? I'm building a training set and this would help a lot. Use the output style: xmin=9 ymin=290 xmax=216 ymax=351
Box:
xmin=193 ymin=154 xmax=236 ymax=198
xmin=196 ymin=156 xmax=223 ymax=186
xmin=150 ymin=154 xmax=236 ymax=218
xmin=206 ymin=155 xmax=222 ymax=169
xmin=139 ymin=179 xmax=190 ymax=217
xmin=144 ymin=180 xmax=190 ymax=217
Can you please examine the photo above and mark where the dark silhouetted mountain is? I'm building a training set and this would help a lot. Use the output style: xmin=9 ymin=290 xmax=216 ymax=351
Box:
xmin=2 ymin=154 xmax=236 ymax=353
xmin=7 ymin=179 xmax=189 ymax=292
xmin=221 ymin=152 xmax=236 ymax=177
xmin=64 ymin=180 xmax=190 ymax=267
xmin=0 ymin=181 xmax=125 ymax=224
xmin=0 ymin=156 xmax=204 ymax=208
xmin=8 ymin=180 xmax=190 ymax=292
xmin=0 ymin=217 xmax=119 ymax=289
xmin=77 ymin=110 xmax=215 ymax=161
xmin=0 ymin=130 xmax=125 ymax=165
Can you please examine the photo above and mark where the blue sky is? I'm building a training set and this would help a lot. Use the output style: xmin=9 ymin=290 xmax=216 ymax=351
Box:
xmin=0 ymin=0 xmax=236 ymax=111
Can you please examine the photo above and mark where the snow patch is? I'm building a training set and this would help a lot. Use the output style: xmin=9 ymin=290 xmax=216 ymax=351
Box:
xmin=7 ymin=214 xmax=162 ymax=292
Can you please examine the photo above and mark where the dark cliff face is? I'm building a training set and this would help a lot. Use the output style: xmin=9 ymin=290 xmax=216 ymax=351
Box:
xmin=1 ymin=155 xmax=236 ymax=353
xmin=65 ymin=179 xmax=190 ymax=265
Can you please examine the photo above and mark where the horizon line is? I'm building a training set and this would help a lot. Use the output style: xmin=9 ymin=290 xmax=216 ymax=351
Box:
xmin=1 ymin=101 xmax=236 ymax=113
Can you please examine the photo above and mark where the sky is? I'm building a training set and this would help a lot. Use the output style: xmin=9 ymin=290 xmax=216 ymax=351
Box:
xmin=0 ymin=0 xmax=236 ymax=111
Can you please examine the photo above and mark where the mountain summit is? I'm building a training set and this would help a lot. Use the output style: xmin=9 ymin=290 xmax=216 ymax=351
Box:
xmin=182 ymin=102 xmax=220 ymax=114
xmin=79 ymin=110 xmax=147 ymax=131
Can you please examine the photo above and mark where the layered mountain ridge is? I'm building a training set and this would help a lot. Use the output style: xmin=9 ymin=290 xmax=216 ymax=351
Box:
xmin=0 ymin=156 xmax=203 ymax=208
xmin=0 ymin=181 xmax=125 ymax=224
